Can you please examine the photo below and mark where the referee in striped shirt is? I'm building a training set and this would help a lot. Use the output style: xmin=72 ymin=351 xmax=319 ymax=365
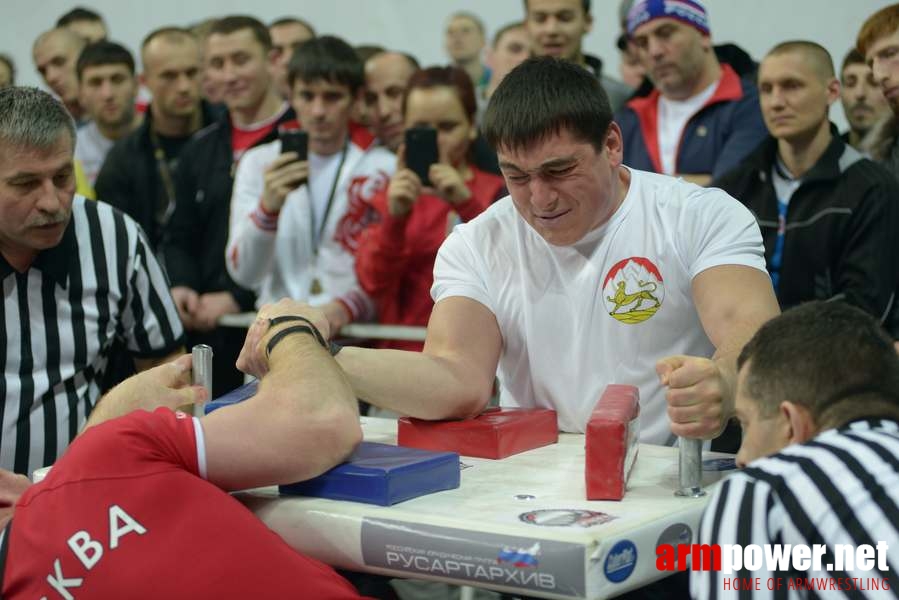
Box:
xmin=692 ymin=301 xmax=899 ymax=599
xmin=0 ymin=87 xmax=184 ymax=477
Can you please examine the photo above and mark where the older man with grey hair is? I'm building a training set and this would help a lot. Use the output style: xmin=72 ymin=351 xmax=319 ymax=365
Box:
xmin=0 ymin=87 xmax=184 ymax=479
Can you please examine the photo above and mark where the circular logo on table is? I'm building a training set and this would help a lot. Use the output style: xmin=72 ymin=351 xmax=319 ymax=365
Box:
xmin=604 ymin=540 xmax=638 ymax=583
xmin=519 ymin=509 xmax=616 ymax=528
xmin=602 ymin=257 xmax=665 ymax=324
xmin=656 ymin=523 xmax=693 ymax=549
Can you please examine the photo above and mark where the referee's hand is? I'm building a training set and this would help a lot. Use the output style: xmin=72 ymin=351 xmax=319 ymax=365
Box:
xmin=84 ymin=355 xmax=209 ymax=432
xmin=0 ymin=468 xmax=31 ymax=508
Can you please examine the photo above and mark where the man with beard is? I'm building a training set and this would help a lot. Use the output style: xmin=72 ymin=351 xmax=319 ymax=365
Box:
xmin=73 ymin=41 xmax=141 ymax=188
xmin=617 ymin=0 xmax=767 ymax=185
xmin=857 ymin=4 xmax=899 ymax=174
xmin=839 ymin=48 xmax=890 ymax=150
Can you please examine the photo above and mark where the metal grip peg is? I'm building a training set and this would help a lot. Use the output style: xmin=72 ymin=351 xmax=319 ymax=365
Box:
xmin=675 ymin=437 xmax=706 ymax=497
xmin=192 ymin=344 xmax=214 ymax=410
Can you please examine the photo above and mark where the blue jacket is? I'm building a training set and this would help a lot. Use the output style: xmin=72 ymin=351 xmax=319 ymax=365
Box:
xmin=616 ymin=64 xmax=767 ymax=180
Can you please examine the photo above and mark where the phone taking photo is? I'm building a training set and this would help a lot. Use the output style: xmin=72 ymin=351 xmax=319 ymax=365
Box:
xmin=279 ymin=129 xmax=309 ymax=188
xmin=405 ymin=126 xmax=438 ymax=186
xmin=279 ymin=129 xmax=308 ymax=162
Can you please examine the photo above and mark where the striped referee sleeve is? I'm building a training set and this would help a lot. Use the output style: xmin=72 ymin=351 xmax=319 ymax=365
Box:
xmin=119 ymin=216 xmax=184 ymax=356
xmin=692 ymin=427 xmax=899 ymax=600
xmin=691 ymin=471 xmax=787 ymax=600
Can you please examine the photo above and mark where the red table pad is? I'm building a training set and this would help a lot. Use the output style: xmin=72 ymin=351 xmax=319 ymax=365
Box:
xmin=585 ymin=384 xmax=641 ymax=501
xmin=397 ymin=407 xmax=558 ymax=459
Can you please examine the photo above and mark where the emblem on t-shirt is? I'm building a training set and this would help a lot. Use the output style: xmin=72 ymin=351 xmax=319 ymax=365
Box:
xmin=602 ymin=257 xmax=664 ymax=324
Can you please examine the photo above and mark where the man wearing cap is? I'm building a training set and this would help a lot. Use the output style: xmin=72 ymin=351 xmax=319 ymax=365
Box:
xmin=617 ymin=0 xmax=767 ymax=185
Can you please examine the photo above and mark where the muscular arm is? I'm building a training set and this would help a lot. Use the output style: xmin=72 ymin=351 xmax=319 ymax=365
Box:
xmin=337 ymin=296 xmax=502 ymax=419
xmin=696 ymin=265 xmax=779 ymax=387
xmin=661 ymin=265 xmax=779 ymax=438
xmin=201 ymin=316 xmax=362 ymax=492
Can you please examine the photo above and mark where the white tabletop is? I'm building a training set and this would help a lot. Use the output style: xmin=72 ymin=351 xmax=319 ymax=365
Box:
xmin=237 ymin=417 xmax=730 ymax=599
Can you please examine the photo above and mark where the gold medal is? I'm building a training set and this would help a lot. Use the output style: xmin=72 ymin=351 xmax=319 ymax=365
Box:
xmin=310 ymin=278 xmax=322 ymax=295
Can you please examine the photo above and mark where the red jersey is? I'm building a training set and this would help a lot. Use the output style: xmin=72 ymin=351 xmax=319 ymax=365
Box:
xmin=230 ymin=102 xmax=295 ymax=162
xmin=3 ymin=408 xmax=363 ymax=599
xmin=355 ymin=167 xmax=504 ymax=351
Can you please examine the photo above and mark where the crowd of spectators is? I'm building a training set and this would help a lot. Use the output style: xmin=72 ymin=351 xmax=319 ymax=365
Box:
xmin=3 ymin=1 xmax=899 ymax=598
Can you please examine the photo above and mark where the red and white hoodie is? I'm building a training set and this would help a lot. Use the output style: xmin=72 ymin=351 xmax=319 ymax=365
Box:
xmin=227 ymin=124 xmax=394 ymax=321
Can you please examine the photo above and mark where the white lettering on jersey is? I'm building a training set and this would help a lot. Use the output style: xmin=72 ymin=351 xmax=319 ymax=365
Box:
xmin=108 ymin=504 xmax=147 ymax=549
xmin=67 ymin=531 xmax=103 ymax=570
xmin=46 ymin=559 xmax=83 ymax=599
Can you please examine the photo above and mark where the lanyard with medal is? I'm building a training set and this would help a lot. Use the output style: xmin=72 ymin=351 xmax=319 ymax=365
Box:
xmin=309 ymin=138 xmax=350 ymax=295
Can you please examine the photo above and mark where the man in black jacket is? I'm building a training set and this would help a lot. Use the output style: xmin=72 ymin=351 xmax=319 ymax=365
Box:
xmin=164 ymin=16 xmax=296 ymax=393
xmin=715 ymin=41 xmax=899 ymax=324
xmin=95 ymin=27 xmax=219 ymax=252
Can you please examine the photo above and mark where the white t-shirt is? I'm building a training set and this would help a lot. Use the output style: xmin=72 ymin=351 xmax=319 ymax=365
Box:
xmin=657 ymin=81 xmax=717 ymax=175
xmin=74 ymin=121 xmax=114 ymax=187
xmin=308 ymin=149 xmax=346 ymax=246
xmin=431 ymin=168 xmax=767 ymax=445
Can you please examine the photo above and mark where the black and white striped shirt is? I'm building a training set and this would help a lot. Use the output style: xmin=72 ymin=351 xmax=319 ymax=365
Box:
xmin=692 ymin=419 xmax=899 ymax=599
xmin=0 ymin=196 xmax=184 ymax=475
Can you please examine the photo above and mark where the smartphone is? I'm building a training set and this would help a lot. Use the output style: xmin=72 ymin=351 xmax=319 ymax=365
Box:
xmin=279 ymin=129 xmax=308 ymax=187
xmin=405 ymin=126 xmax=438 ymax=186
xmin=279 ymin=129 xmax=308 ymax=162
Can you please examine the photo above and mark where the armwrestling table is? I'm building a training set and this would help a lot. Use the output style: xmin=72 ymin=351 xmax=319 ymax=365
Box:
xmin=235 ymin=417 xmax=730 ymax=599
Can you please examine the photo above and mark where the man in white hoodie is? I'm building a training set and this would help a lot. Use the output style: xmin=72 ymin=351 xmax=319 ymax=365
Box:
xmin=227 ymin=36 xmax=394 ymax=331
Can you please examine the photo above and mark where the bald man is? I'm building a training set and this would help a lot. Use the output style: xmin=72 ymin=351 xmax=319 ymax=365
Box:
xmin=95 ymin=27 xmax=218 ymax=250
xmin=364 ymin=51 xmax=418 ymax=151
xmin=714 ymin=41 xmax=899 ymax=324
xmin=32 ymin=27 xmax=87 ymax=121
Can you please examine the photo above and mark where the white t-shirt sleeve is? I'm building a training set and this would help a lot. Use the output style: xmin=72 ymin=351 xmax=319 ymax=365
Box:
xmin=431 ymin=226 xmax=496 ymax=314
xmin=192 ymin=416 xmax=208 ymax=480
xmin=679 ymin=186 xmax=768 ymax=279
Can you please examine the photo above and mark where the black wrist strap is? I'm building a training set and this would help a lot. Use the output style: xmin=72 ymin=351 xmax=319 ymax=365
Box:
xmin=267 ymin=315 xmax=342 ymax=356
xmin=269 ymin=315 xmax=327 ymax=347
xmin=266 ymin=325 xmax=318 ymax=358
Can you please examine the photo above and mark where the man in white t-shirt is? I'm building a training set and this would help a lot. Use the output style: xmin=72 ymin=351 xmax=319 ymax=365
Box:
xmin=616 ymin=0 xmax=766 ymax=185
xmin=239 ymin=57 xmax=779 ymax=448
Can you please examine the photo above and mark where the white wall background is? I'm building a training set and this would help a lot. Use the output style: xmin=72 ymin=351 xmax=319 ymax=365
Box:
xmin=1 ymin=0 xmax=894 ymax=130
